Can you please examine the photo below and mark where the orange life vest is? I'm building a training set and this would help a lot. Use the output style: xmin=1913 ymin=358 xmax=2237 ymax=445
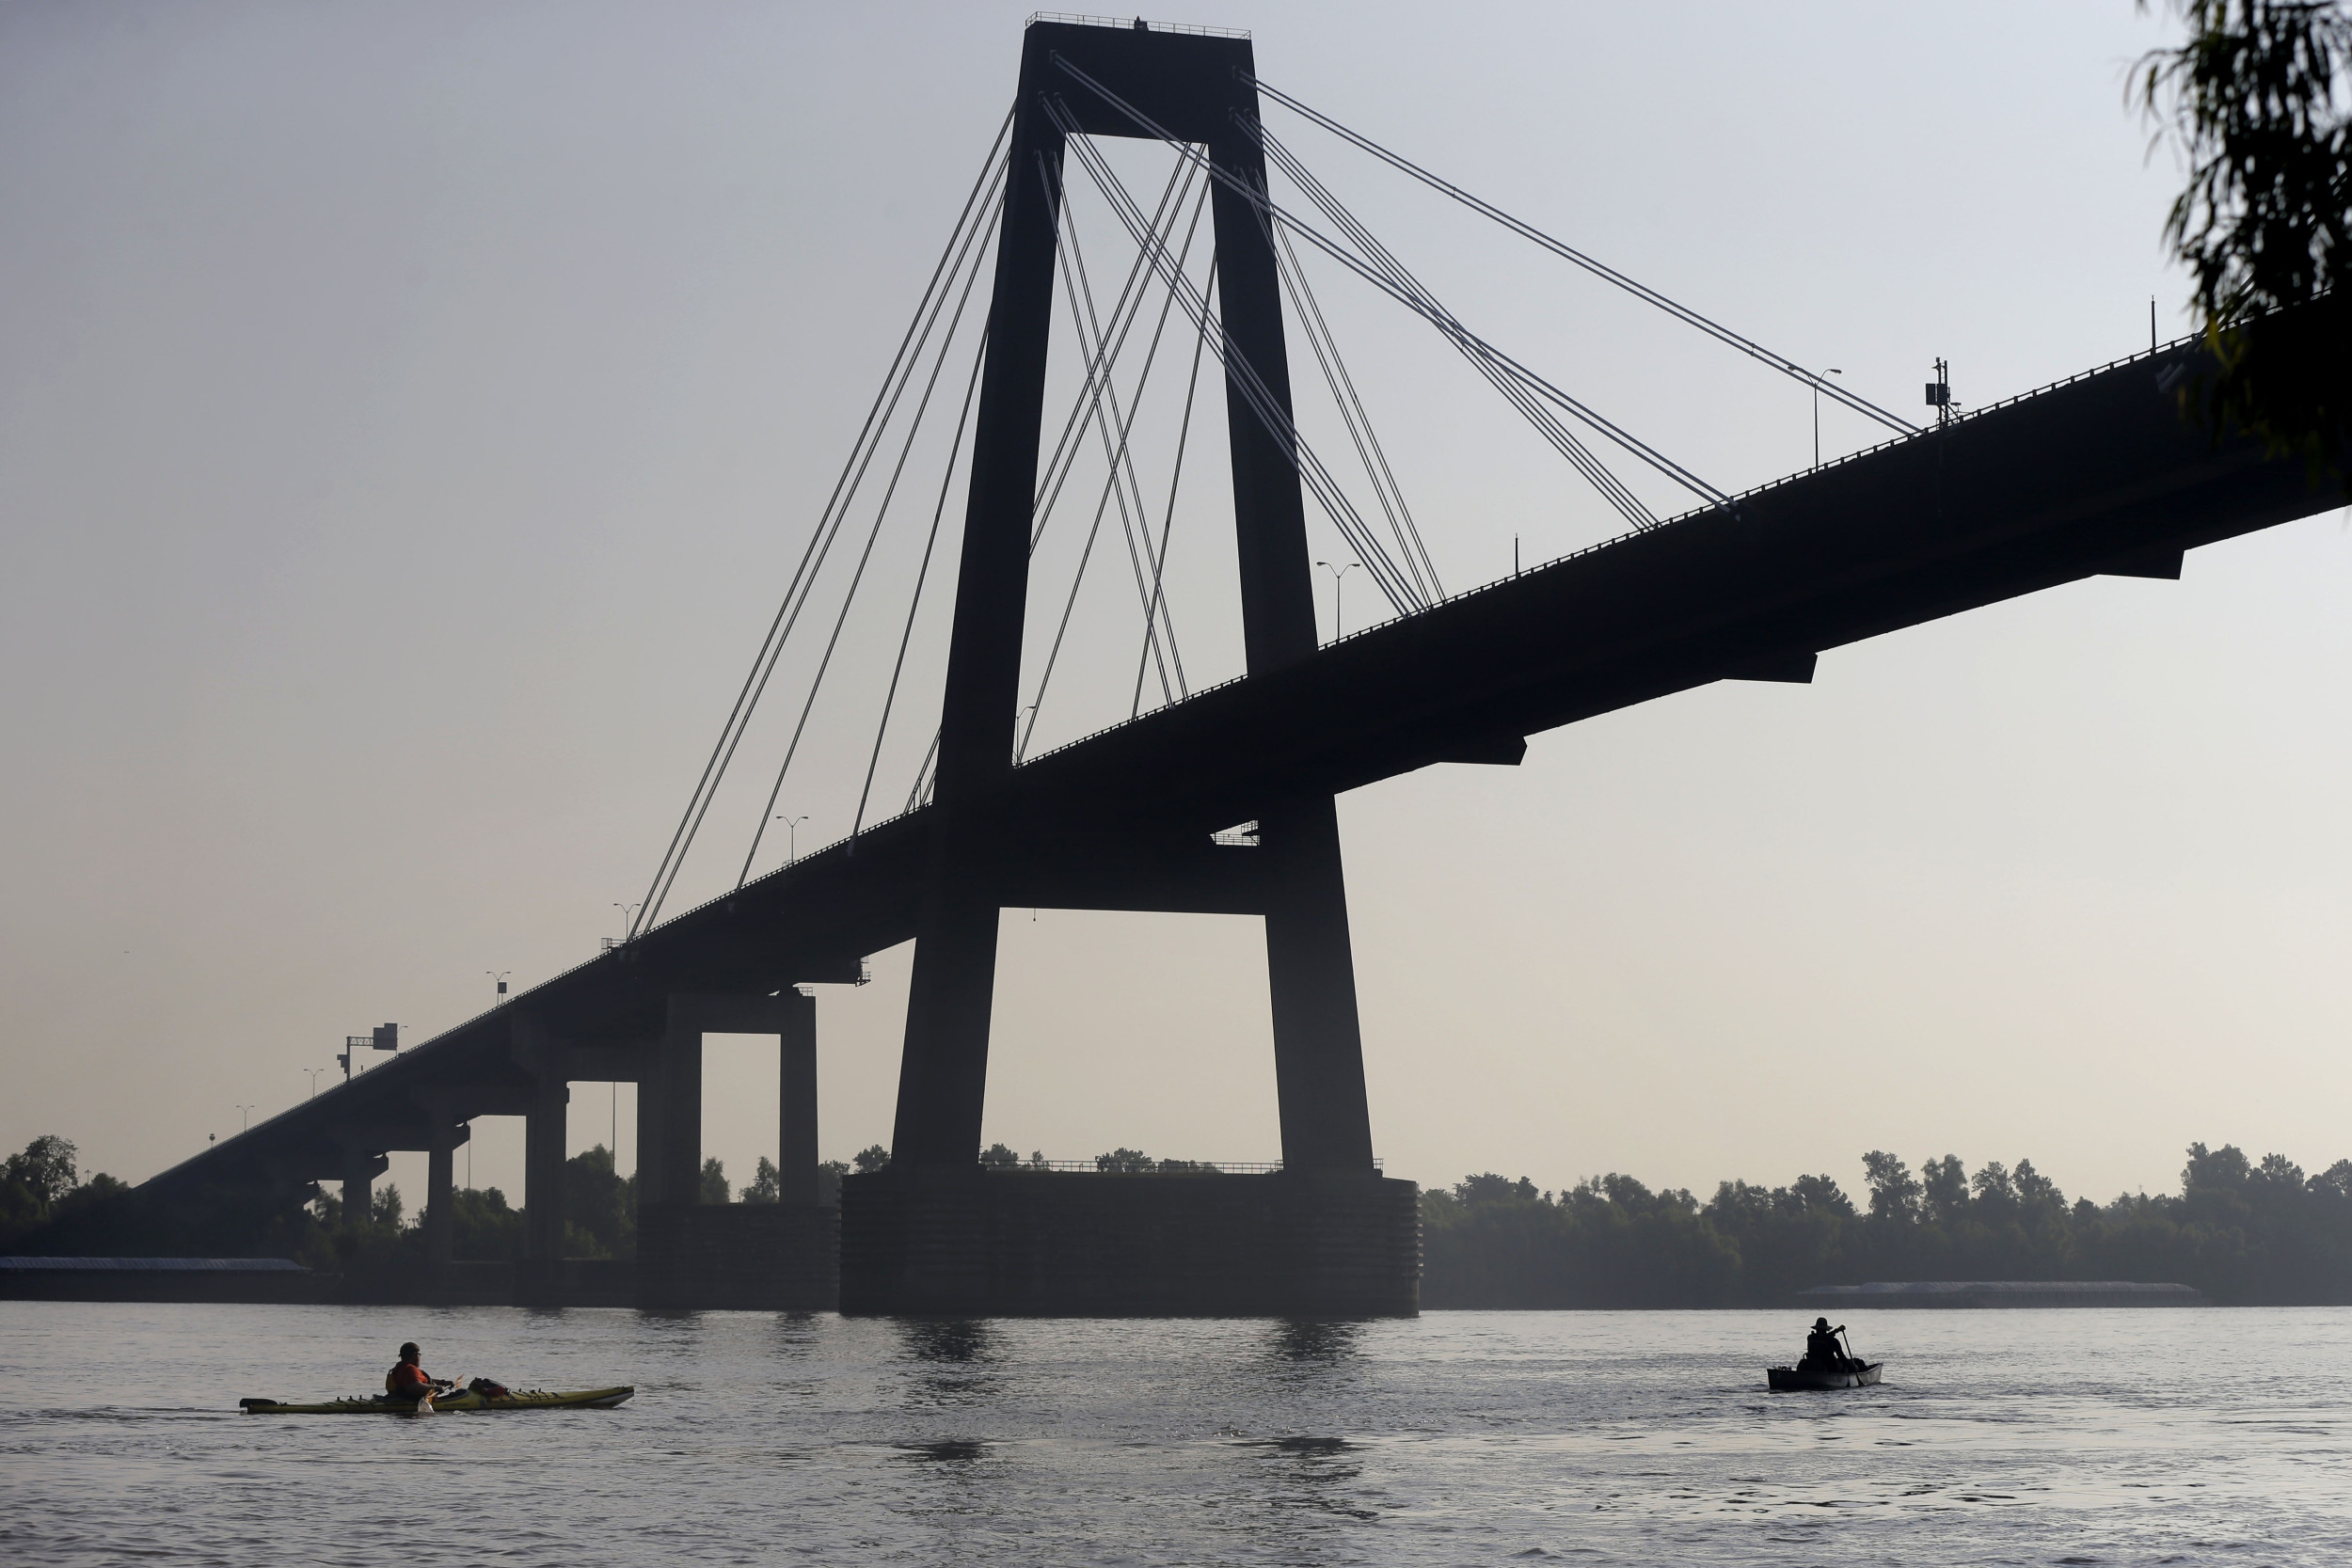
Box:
xmin=387 ymin=1361 xmax=430 ymax=1395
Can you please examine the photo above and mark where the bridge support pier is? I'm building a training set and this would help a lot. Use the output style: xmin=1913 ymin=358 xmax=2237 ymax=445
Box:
xmin=639 ymin=997 xmax=705 ymax=1208
xmin=425 ymin=1142 xmax=454 ymax=1267
xmin=422 ymin=1101 xmax=464 ymax=1273
xmin=338 ymin=1143 xmax=385 ymax=1229
xmin=522 ymin=1075 xmax=569 ymax=1300
xmin=635 ymin=991 xmax=836 ymax=1308
xmin=779 ymin=990 xmax=819 ymax=1205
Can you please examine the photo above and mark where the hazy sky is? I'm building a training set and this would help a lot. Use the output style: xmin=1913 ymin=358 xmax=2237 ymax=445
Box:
xmin=5 ymin=1 xmax=2347 ymax=1214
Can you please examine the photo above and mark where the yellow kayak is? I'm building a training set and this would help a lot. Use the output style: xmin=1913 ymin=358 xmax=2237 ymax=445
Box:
xmin=239 ymin=1386 xmax=633 ymax=1414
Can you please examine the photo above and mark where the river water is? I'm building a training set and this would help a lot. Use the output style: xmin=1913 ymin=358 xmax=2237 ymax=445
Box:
xmin=2 ymin=1302 xmax=2343 ymax=1565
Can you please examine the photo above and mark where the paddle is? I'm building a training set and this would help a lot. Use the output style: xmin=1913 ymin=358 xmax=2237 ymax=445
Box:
xmin=1836 ymin=1326 xmax=1862 ymax=1371
xmin=409 ymin=1372 xmax=465 ymax=1412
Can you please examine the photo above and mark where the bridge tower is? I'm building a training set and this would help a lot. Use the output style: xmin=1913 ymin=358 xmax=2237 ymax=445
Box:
xmin=848 ymin=16 xmax=1417 ymax=1314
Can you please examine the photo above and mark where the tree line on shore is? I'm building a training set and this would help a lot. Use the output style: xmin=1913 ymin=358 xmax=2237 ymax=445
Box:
xmin=1423 ymin=1142 xmax=2352 ymax=1307
xmin=0 ymin=1135 xmax=1206 ymax=1269
xmin=17 ymin=1131 xmax=2352 ymax=1307
xmin=0 ymin=1137 xmax=892 ymax=1271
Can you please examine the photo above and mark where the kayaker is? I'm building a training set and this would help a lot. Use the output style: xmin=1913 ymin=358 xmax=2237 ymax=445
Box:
xmin=385 ymin=1342 xmax=450 ymax=1404
xmin=1801 ymin=1318 xmax=1851 ymax=1371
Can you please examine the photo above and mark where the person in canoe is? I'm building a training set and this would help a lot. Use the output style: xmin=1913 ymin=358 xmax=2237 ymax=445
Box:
xmin=1800 ymin=1318 xmax=1854 ymax=1372
xmin=385 ymin=1342 xmax=454 ymax=1405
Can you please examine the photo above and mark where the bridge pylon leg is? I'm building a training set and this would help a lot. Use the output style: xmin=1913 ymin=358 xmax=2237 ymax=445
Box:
xmin=882 ymin=24 xmax=1069 ymax=1174
xmin=635 ymin=1052 xmax=668 ymax=1207
xmin=424 ymin=1143 xmax=455 ymax=1272
xmin=339 ymin=1146 xmax=376 ymax=1229
xmin=780 ymin=989 xmax=819 ymax=1204
xmin=890 ymin=884 xmax=1001 ymax=1169
xmin=650 ymin=997 xmax=705 ymax=1205
xmin=522 ymin=1074 xmax=569 ymax=1282
xmin=1261 ymin=797 xmax=1376 ymax=1173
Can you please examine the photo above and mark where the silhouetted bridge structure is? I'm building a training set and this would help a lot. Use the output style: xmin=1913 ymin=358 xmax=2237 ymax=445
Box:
xmin=144 ymin=17 xmax=2330 ymax=1314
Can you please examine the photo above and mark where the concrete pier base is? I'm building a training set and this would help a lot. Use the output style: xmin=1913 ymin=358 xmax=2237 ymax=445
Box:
xmin=636 ymin=1203 xmax=839 ymax=1310
xmin=838 ymin=1169 xmax=1421 ymax=1317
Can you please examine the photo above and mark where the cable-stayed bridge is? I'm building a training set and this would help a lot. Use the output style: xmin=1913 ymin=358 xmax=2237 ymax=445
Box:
xmin=142 ymin=17 xmax=2330 ymax=1314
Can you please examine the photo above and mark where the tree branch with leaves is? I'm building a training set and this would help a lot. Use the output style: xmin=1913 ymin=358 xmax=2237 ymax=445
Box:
xmin=2140 ymin=0 xmax=2352 ymax=478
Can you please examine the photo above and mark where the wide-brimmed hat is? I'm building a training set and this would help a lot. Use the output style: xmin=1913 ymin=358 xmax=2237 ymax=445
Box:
xmin=1811 ymin=1318 xmax=1830 ymax=1330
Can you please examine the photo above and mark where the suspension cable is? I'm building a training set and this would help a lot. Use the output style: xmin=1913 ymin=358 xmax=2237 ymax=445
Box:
xmin=1019 ymin=152 xmax=1207 ymax=760
xmin=1248 ymin=75 xmax=1916 ymax=436
xmin=1269 ymin=216 xmax=1441 ymax=601
xmin=1259 ymin=125 xmax=1663 ymax=529
xmin=852 ymin=325 xmax=988 ymax=840
xmin=1046 ymin=95 xmax=1427 ymax=613
xmin=1258 ymin=131 xmax=1705 ymax=515
xmin=1030 ymin=159 xmax=1199 ymax=554
xmin=1051 ymin=162 xmax=1205 ymax=705
xmin=632 ymin=111 xmax=1012 ymax=935
xmin=1136 ymin=260 xmax=1213 ymax=718
xmin=903 ymin=726 xmax=942 ymax=815
xmin=735 ymin=183 xmax=1000 ymax=887
xmin=654 ymin=166 xmax=1004 ymax=915
xmin=1058 ymin=110 xmax=1417 ymax=611
xmin=1049 ymin=56 xmax=1722 ymax=517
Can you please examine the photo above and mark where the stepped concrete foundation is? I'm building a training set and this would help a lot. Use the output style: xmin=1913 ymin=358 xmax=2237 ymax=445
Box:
xmin=636 ymin=1202 xmax=838 ymax=1310
xmin=839 ymin=1169 xmax=1421 ymax=1317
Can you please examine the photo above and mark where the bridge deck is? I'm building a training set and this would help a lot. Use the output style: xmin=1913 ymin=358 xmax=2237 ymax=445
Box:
xmin=151 ymin=336 xmax=2332 ymax=1191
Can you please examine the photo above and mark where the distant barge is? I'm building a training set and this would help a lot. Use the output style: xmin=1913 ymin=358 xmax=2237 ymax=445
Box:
xmin=1800 ymin=1280 xmax=2206 ymax=1308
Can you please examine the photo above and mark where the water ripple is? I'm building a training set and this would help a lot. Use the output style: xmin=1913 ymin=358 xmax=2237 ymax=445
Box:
xmin=3 ymin=1304 xmax=2349 ymax=1564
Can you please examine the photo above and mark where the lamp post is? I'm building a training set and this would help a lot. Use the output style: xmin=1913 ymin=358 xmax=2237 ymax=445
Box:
xmin=774 ymin=816 xmax=808 ymax=863
xmin=613 ymin=901 xmax=640 ymax=939
xmin=236 ymin=1103 xmax=256 ymax=1132
xmin=305 ymin=1068 xmax=327 ymax=1101
xmin=1813 ymin=368 xmax=1843 ymax=468
xmin=1314 ymin=560 xmax=1359 ymax=641
xmin=486 ymin=970 xmax=511 ymax=1005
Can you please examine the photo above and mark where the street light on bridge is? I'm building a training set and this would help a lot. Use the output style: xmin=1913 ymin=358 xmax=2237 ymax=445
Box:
xmin=1314 ymin=560 xmax=1359 ymax=641
xmin=1813 ymin=368 xmax=1842 ymax=468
